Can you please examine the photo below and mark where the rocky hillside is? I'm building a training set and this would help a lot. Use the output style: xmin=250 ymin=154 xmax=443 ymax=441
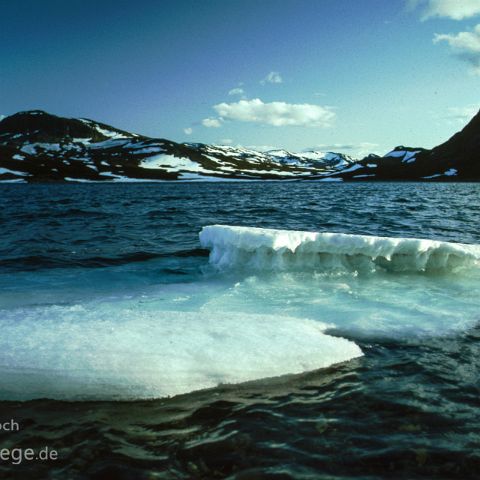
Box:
xmin=0 ymin=109 xmax=479 ymax=182
xmin=0 ymin=111 xmax=355 ymax=183
xmin=338 ymin=109 xmax=480 ymax=181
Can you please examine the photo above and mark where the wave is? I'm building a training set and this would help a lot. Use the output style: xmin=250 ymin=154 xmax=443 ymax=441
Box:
xmin=0 ymin=307 xmax=361 ymax=401
xmin=199 ymin=225 xmax=480 ymax=273
xmin=0 ymin=248 xmax=209 ymax=271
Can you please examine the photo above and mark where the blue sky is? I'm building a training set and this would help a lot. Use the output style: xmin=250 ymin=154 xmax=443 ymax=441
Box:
xmin=1 ymin=0 xmax=479 ymax=156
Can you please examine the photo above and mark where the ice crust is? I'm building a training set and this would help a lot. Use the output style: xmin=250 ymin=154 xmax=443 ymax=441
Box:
xmin=0 ymin=308 xmax=361 ymax=401
xmin=200 ymin=225 xmax=480 ymax=273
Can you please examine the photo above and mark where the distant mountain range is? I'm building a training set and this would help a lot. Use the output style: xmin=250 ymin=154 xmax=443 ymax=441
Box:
xmin=0 ymin=109 xmax=479 ymax=182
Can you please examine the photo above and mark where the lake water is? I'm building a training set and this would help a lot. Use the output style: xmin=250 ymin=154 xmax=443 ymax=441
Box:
xmin=0 ymin=182 xmax=479 ymax=479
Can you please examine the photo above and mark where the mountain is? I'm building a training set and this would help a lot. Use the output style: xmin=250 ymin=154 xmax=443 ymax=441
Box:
xmin=0 ymin=111 xmax=358 ymax=183
xmin=337 ymin=109 xmax=480 ymax=181
xmin=265 ymin=149 xmax=354 ymax=170
xmin=0 ymin=109 xmax=479 ymax=182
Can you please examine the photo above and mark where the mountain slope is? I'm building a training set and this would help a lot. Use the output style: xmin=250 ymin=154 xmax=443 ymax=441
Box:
xmin=0 ymin=111 xmax=355 ymax=182
xmin=336 ymin=110 xmax=480 ymax=181
xmin=0 ymin=109 xmax=479 ymax=182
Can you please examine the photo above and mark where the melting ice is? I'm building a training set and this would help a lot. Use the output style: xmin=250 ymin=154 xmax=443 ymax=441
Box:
xmin=0 ymin=226 xmax=479 ymax=401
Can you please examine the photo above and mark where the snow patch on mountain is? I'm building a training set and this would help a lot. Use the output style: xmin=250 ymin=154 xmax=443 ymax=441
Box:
xmin=423 ymin=168 xmax=458 ymax=179
xmin=0 ymin=167 xmax=29 ymax=176
xmin=339 ymin=164 xmax=363 ymax=173
xmin=140 ymin=154 xmax=207 ymax=173
xmin=21 ymin=144 xmax=38 ymax=155
xmin=384 ymin=149 xmax=420 ymax=163
xmin=78 ymin=118 xmax=134 ymax=140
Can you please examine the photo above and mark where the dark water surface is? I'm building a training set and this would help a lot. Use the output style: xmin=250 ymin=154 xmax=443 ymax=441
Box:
xmin=0 ymin=182 xmax=479 ymax=479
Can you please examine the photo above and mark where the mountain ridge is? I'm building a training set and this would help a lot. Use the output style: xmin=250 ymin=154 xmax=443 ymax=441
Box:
xmin=1 ymin=109 xmax=479 ymax=182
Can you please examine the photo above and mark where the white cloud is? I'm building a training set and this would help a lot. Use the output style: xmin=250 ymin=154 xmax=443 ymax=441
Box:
xmin=260 ymin=71 xmax=283 ymax=85
xmin=434 ymin=25 xmax=480 ymax=52
xmin=219 ymin=138 xmax=233 ymax=144
xmin=228 ymin=87 xmax=244 ymax=96
xmin=433 ymin=24 xmax=480 ymax=74
xmin=202 ymin=117 xmax=222 ymax=128
xmin=413 ymin=0 xmax=480 ymax=20
xmin=184 ymin=127 xmax=193 ymax=135
xmin=212 ymin=98 xmax=335 ymax=127
xmin=444 ymin=104 xmax=479 ymax=122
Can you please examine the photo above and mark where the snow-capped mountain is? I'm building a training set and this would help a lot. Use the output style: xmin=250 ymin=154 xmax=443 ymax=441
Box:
xmin=266 ymin=149 xmax=354 ymax=170
xmin=0 ymin=111 xmax=359 ymax=182
xmin=0 ymin=109 xmax=479 ymax=182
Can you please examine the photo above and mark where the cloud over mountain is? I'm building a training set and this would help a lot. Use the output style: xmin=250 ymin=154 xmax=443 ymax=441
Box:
xmin=434 ymin=24 xmax=480 ymax=74
xmin=202 ymin=118 xmax=222 ymax=128
xmin=212 ymin=98 xmax=335 ymax=127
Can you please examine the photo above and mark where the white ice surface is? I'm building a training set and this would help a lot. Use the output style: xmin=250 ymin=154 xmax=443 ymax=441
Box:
xmin=0 ymin=307 xmax=361 ymax=401
xmin=199 ymin=225 xmax=480 ymax=273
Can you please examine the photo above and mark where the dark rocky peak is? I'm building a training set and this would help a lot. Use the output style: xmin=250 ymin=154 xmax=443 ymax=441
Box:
xmin=0 ymin=110 xmax=138 ymax=142
xmin=389 ymin=145 xmax=426 ymax=153
xmin=433 ymin=108 xmax=480 ymax=155
xmin=457 ymin=108 xmax=480 ymax=138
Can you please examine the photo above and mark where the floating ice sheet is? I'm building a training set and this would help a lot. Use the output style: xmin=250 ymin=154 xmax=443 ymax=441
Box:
xmin=0 ymin=306 xmax=361 ymax=401
xmin=200 ymin=225 xmax=480 ymax=273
